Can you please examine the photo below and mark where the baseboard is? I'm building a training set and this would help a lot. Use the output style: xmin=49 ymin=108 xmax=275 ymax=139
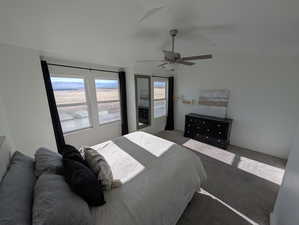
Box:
xmin=270 ymin=212 xmax=277 ymax=225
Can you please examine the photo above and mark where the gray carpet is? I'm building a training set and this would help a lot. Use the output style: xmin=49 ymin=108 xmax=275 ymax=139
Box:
xmin=177 ymin=193 xmax=252 ymax=225
xmin=156 ymin=130 xmax=286 ymax=225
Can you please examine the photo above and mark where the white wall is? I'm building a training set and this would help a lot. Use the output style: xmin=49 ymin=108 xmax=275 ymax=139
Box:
xmin=0 ymin=96 xmax=13 ymax=149
xmin=64 ymin=122 xmax=122 ymax=149
xmin=271 ymin=121 xmax=299 ymax=225
xmin=0 ymin=44 xmax=57 ymax=156
xmin=174 ymin=53 xmax=299 ymax=159
xmin=0 ymin=44 xmax=297 ymax=159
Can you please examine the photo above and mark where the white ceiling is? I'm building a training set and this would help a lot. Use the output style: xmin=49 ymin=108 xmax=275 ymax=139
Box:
xmin=0 ymin=0 xmax=298 ymax=66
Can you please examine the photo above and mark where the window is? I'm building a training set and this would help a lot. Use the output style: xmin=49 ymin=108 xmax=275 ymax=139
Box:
xmin=153 ymin=80 xmax=167 ymax=118
xmin=95 ymin=79 xmax=121 ymax=124
xmin=51 ymin=77 xmax=91 ymax=133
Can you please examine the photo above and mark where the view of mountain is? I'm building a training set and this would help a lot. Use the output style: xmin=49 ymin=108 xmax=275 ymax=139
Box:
xmin=51 ymin=81 xmax=118 ymax=90
xmin=51 ymin=78 xmax=166 ymax=90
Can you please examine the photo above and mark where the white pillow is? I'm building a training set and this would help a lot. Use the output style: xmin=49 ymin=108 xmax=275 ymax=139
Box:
xmin=82 ymin=146 xmax=121 ymax=191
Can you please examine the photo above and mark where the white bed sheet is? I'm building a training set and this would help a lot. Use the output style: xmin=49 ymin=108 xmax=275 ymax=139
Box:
xmin=91 ymin=131 xmax=207 ymax=225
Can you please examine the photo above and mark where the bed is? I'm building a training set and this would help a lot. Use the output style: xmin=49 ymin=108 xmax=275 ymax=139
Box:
xmin=90 ymin=131 xmax=207 ymax=225
xmin=0 ymin=132 xmax=206 ymax=225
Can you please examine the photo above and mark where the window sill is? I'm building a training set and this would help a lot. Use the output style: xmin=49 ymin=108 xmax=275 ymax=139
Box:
xmin=154 ymin=115 xmax=167 ymax=119
xmin=63 ymin=126 xmax=93 ymax=136
xmin=63 ymin=120 xmax=121 ymax=137
xmin=99 ymin=119 xmax=121 ymax=127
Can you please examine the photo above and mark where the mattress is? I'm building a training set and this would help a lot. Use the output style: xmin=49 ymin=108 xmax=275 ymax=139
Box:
xmin=91 ymin=131 xmax=207 ymax=225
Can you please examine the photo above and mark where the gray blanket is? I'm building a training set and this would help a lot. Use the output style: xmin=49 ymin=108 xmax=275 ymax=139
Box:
xmin=91 ymin=131 xmax=207 ymax=225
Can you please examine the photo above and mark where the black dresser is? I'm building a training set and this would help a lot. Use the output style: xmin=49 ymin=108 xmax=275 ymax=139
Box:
xmin=184 ymin=113 xmax=233 ymax=149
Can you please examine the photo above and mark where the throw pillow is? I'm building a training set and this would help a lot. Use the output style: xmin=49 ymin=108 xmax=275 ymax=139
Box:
xmin=33 ymin=174 xmax=93 ymax=225
xmin=63 ymin=158 xmax=105 ymax=206
xmin=83 ymin=146 xmax=121 ymax=191
xmin=34 ymin=147 xmax=63 ymax=177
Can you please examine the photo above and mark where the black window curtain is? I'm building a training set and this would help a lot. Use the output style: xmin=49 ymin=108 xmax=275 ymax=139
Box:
xmin=119 ymin=71 xmax=129 ymax=135
xmin=165 ymin=76 xmax=174 ymax=130
xmin=41 ymin=60 xmax=65 ymax=154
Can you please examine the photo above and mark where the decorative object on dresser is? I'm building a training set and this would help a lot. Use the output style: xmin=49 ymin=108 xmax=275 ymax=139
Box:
xmin=198 ymin=89 xmax=230 ymax=118
xmin=184 ymin=113 xmax=233 ymax=149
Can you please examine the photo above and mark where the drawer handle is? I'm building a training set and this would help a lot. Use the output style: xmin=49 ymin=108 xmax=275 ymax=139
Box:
xmin=218 ymin=132 xmax=222 ymax=134
xmin=207 ymin=129 xmax=210 ymax=132
xmin=203 ymin=121 xmax=206 ymax=124
xmin=206 ymin=136 xmax=209 ymax=139
xmin=217 ymin=139 xmax=221 ymax=143
xmin=196 ymin=133 xmax=199 ymax=136
xmin=217 ymin=124 xmax=221 ymax=127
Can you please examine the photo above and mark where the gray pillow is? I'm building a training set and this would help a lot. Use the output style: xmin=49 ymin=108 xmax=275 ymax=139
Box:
xmin=33 ymin=174 xmax=93 ymax=225
xmin=34 ymin=147 xmax=63 ymax=177
xmin=0 ymin=137 xmax=11 ymax=183
xmin=0 ymin=151 xmax=35 ymax=225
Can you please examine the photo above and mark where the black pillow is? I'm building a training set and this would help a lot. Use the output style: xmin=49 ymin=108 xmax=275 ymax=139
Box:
xmin=63 ymin=158 xmax=105 ymax=206
xmin=62 ymin=145 xmax=89 ymax=167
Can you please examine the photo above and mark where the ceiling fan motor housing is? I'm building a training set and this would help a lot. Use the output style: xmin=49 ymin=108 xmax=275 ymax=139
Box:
xmin=164 ymin=51 xmax=181 ymax=62
xmin=169 ymin=29 xmax=178 ymax=37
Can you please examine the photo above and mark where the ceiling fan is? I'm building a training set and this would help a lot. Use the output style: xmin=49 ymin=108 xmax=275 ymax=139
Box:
xmin=137 ymin=29 xmax=213 ymax=68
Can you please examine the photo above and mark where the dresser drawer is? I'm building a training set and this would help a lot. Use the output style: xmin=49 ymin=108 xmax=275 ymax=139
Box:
xmin=186 ymin=116 xmax=200 ymax=124
xmin=184 ymin=127 xmax=193 ymax=137
xmin=184 ymin=118 xmax=193 ymax=137
xmin=212 ymin=129 xmax=228 ymax=139
xmin=210 ymin=122 xmax=229 ymax=139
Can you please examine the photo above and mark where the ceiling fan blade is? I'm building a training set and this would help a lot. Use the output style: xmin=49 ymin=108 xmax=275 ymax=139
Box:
xmin=176 ymin=60 xmax=195 ymax=66
xmin=181 ymin=54 xmax=213 ymax=61
xmin=158 ymin=62 xmax=168 ymax=67
xmin=136 ymin=59 xmax=164 ymax=63
xmin=138 ymin=6 xmax=165 ymax=23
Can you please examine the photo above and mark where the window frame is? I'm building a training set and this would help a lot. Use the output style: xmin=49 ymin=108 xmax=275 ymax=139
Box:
xmin=153 ymin=78 xmax=168 ymax=119
xmin=93 ymin=77 xmax=121 ymax=126
xmin=50 ymin=73 xmax=93 ymax=134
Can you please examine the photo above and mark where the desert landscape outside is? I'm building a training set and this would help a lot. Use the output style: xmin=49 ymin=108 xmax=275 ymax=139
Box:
xmin=51 ymin=77 xmax=121 ymax=133
xmin=51 ymin=77 xmax=167 ymax=133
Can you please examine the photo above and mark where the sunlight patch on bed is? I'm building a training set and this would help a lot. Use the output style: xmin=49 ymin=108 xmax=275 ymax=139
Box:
xmin=124 ymin=131 xmax=175 ymax=157
xmin=199 ymin=189 xmax=260 ymax=225
xmin=237 ymin=157 xmax=284 ymax=185
xmin=183 ymin=139 xmax=235 ymax=165
xmin=92 ymin=141 xmax=145 ymax=183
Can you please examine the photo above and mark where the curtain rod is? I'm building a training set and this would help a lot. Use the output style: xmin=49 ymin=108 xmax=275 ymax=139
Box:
xmin=47 ymin=63 xmax=120 ymax=74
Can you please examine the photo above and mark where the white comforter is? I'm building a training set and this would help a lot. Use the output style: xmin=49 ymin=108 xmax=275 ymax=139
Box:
xmin=91 ymin=131 xmax=207 ymax=225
